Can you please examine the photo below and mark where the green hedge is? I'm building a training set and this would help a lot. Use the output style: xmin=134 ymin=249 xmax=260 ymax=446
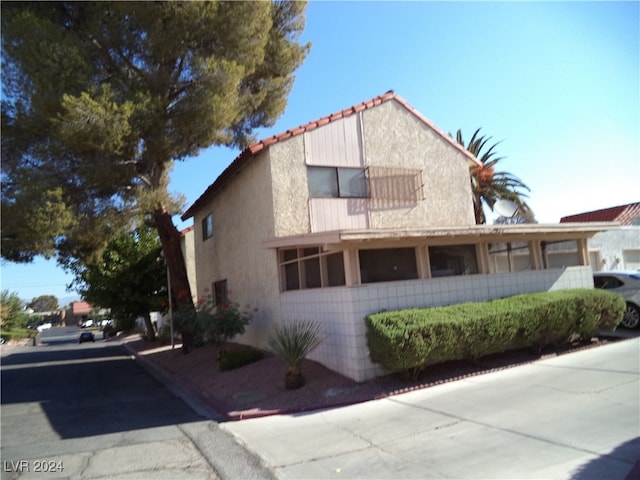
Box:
xmin=365 ymin=289 xmax=625 ymax=376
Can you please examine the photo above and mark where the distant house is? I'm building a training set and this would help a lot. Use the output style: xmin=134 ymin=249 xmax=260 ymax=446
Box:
xmin=560 ymin=202 xmax=640 ymax=271
xmin=70 ymin=301 xmax=92 ymax=326
xmin=182 ymin=91 xmax=615 ymax=381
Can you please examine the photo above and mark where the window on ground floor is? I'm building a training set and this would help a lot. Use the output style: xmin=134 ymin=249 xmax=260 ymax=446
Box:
xmin=359 ymin=247 xmax=418 ymax=283
xmin=213 ymin=279 xmax=228 ymax=306
xmin=542 ymin=240 xmax=580 ymax=268
xmin=279 ymin=247 xmax=346 ymax=291
xmin=488 ymin=242 xmax=532 ymax=272
xmin=428 ymin=244 xmax=478 ymax=277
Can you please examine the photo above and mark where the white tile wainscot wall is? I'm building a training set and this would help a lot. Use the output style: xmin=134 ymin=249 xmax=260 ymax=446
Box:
xmin=279 ymin=266 xmax=594 ymax=382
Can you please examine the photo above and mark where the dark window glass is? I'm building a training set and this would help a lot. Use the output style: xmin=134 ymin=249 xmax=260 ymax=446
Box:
xmin=282 ymin=249 xmax=298 ymax=262
xmin=202 ymin=213 xmax=213 ymax=240
xmin=308 ymin=166 xmax=368 ymax=198
xmin=593 ymin=276 xmax=623 ymax=289
xmin=304 ymin=257 xmax=321 ymax=288
xmin=359 ymin=248 xmax=418 ymax=283
xmin=308 ymin=167 xmax=339 ymax=197
xmin=326 ymin=252 xmax=346 ymax=286
xmin=429 ymin=245 xmax=478 ymax=277
xmin=213 ymin=279 xmax=228 ymax=306
xmin=338 ymin=168 xmax=368 ymax=197
xmin=284 ymin=263 xmax=300 ymax=291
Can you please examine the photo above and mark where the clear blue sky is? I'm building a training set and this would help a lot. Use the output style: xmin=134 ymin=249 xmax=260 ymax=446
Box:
xmin=2 ymin=1 xmax=638 ymax=304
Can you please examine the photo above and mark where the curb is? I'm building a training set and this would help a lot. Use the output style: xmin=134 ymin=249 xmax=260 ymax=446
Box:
xmin=122 ymin=341 xmax=232 ymax=422
xmin=120 ymin=341 xmax=368 ymax=422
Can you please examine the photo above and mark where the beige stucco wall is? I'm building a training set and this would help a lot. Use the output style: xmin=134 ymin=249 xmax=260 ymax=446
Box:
xmin=180 ymin=228 xmax=198 ymax=304
xmin=269 ymin=136 xmax=311 ymax=237
xmin=192 ymin=149 xmax=281 ymax=345
xmin=362 ymin=100 xmax=475 ymax=228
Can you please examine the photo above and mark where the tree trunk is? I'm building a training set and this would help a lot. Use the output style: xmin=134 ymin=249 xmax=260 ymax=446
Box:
xmin=473 ymin=193 xmax=485 ymax=224
xmin=152 ymin=206 xmax=195 ymax=353
xmin=142 ymin=311 xmax=156 ymax=342
xmin=152 ymin=207 xmax=193 ymax=308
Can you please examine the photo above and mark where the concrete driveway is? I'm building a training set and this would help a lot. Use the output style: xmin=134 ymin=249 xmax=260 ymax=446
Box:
xmin=223 ymin=337 xmax=640 ymax=479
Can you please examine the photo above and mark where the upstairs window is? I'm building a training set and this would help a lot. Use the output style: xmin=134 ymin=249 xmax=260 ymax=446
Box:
xmin=308 ymin=167 xmax=368 ymax=198
xmin=202 ymin=213 xmax=213 ymax=241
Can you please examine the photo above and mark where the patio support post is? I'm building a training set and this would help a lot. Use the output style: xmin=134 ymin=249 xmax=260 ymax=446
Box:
xmin=577 ymin=238 xmax=590 ymax=266
xmin=343 ymin=248 xmax=360 ymax=286
xmin=530 ymin=240 xmax=544 ymax=270
xmin=476 ymin=242 xmax=491 ymax=274
xmin=416 ymin=245 xmax=431 ymax=278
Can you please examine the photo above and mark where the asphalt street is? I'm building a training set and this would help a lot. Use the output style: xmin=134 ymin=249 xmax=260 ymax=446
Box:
xmin=223 ymin=336 xmax=640 ymax=479
xmin=0 ymin=327 xmax=273 ymax=480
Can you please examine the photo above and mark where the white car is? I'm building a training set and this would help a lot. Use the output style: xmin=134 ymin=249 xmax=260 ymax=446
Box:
xmin=36 ymin=323 xmax=52 ymax=332
xmin=593 ymin=271 xmax=640 ymax=329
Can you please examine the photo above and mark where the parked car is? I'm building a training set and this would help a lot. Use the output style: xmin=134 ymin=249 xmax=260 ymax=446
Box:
xmin=36 ymin=323 xmax=52 ymax=333
xmin=81 ymin=319 xmax=94 ymax=328
xmin=593 ymin=271 xmax=640 ymax=329
xmin=79 ymin=332 xmax=95 ymax=344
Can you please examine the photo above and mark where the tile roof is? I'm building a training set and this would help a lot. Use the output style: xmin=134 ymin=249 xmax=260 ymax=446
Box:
xmin=560 ymin=202 xmax=640 ymax=225
xmin=72 ymin=301 xmax=92 ymax=315
xmin=182 ymin=91 xmax=480 ymax=220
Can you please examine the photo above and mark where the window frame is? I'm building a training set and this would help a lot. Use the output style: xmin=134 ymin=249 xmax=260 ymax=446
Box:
xmin=213 ymin=279 xmax=228 ymax=306
xmin=202 ymin=213 xmax=213 ymax=241
xmin=279 ymin=247 xmax=346 ymax=291
xmin=307 ymin=166 xmax=369 ymax=199
xmin=358 ymin=247 xmax=419 ymax=284
xmin=428 ymin=244 xmax=479 ymax=278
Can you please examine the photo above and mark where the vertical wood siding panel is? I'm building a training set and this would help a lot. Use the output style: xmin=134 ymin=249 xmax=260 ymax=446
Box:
xmin=305 ymin=116 xmax=362 ymax=167
xmin=310 ymin=198 xmax=370 ymax=232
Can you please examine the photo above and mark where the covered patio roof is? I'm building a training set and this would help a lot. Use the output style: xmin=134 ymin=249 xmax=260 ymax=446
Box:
xmin=262 ymin=222 xmax=619 ymax=250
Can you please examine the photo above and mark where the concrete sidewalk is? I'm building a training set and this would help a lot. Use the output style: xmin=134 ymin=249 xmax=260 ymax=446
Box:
xmin=222 ymin=337 xmax=640 ymax=479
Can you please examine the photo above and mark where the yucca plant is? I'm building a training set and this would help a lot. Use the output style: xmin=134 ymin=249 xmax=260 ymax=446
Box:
xmin=267 ymin=320 xmax=324 ymax=390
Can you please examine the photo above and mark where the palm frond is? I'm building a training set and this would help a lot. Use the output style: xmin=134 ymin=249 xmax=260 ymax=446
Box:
xmin=456 ymin=127 xmax=533 ymax=224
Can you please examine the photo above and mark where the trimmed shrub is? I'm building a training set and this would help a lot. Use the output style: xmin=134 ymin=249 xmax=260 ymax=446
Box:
xmin=217 ymin=348 xmax=264 ymax=371
xmin=366 ymin=289 xmax=625 ymax=376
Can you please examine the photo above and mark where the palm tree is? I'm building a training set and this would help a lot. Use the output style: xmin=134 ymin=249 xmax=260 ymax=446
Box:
xmin=454 ymin=128 xmax=533 ymax=224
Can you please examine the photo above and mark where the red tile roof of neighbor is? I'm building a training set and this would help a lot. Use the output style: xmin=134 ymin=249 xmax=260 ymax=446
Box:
xmin=72 ymin=301 xmax=92 ymax=315
xmin=182 ymin=91 xmax=480 ymax=220
xmin=560 ymin=202 xmax=640 ymax=225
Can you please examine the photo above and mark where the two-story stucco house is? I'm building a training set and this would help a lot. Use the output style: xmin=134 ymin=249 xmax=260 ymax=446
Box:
xmin=182 ymin=91 xmax=614 ymax=382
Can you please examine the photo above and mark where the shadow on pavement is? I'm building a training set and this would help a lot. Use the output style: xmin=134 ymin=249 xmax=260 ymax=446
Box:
xmin=1 ymin=344 xmax=204 ymax=439
xmin=571 ymin=437 xmax=640 ymax=480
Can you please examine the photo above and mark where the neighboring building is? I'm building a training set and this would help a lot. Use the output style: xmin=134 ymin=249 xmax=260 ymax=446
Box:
xmin=560 ymin=202 xmax=640 ymax=271
xmin=182 ymin=91 xmax=615 ymax=381
xmin=69 ymin=301 xmax=92 ymax=326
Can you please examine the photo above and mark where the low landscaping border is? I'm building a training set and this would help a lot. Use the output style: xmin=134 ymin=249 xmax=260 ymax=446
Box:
xmin=365 ymin=288 xmax=625 ymax=378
